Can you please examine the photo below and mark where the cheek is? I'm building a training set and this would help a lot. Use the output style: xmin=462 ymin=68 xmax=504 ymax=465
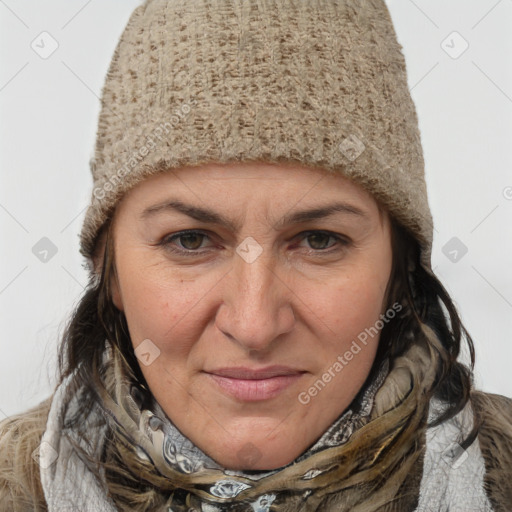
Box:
xmin=309 ymin=268 xmax=390 ymax=342
xmin=301 ymin=230 xmax=392 ymax=341
xmin=116 ymin=257 xmax=207 ymax=356
xmin=295 ymin=269 xmax=390 ymax=423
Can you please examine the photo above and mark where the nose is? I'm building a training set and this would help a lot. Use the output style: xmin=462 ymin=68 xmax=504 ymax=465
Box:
xmin=214 ymin=248 xmax=296 ymax=353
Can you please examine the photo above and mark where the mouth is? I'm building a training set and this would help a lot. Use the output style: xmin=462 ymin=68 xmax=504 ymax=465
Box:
xmin=204 ymin=366 xmax=306 ymax=402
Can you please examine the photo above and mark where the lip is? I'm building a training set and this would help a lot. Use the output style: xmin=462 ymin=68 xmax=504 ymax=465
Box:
xmin=205 ymin=366 xmax=305 ymax=401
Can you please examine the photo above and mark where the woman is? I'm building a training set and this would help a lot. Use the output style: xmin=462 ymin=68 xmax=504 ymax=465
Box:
xmin=1 ymin=0 xmax=511 ymax=510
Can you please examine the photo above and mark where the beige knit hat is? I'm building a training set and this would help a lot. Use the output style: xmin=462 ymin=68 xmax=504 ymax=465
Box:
xmin=79 ymin=0 xmax=434 ymax=276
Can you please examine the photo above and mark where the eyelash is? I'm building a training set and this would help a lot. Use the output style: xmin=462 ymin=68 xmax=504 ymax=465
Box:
xmin=158 ymin=230 xmax=351 ymax=257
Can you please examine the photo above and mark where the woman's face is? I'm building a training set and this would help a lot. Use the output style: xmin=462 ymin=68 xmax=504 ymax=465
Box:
xmin=107 ymin=162 xmax=393 ymax=470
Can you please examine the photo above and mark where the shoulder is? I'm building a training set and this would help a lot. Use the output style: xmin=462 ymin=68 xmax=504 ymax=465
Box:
xmin=471 ymin=389 xmax=512 ymax=423
xmin=471 ymin=390 xmax=512 ymax=510
xmin=415 ymin=391 xmax=512 ymax=511
xmin=0 ymin=397 xmax=52 ymax=511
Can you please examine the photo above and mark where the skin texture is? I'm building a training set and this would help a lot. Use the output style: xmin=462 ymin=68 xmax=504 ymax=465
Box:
xmin=104 ymin=161 xmax=393 ymax=470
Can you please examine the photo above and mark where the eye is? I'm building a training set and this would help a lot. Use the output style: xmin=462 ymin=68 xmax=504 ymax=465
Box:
xmin=296 ymin=231 xmax=350 ymax=253
xmin=160 ymin=230 xmax=213 ymax=256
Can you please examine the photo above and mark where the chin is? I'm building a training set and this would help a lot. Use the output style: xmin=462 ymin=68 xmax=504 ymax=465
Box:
xmin=206 ymin=428 xmax=307 ymax=471
xmin=215 ymin=448 xmax=299 ymax=471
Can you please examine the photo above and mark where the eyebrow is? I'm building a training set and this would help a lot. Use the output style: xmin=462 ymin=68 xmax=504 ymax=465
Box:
xmin=140 ymin=199 xmax=370 ymax=231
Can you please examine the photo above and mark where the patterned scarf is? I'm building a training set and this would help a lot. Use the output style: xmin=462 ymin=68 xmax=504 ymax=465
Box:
xmin=40 ymin=326 xmax=439 ymax=512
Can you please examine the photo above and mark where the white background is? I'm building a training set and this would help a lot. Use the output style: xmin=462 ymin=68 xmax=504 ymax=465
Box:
xmin=1 ymin=0 xmax=511 ymax=420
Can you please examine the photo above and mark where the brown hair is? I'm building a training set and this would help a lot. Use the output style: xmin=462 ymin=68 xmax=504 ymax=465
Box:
xmin=375 ymin=219 xmax=474 ymax=425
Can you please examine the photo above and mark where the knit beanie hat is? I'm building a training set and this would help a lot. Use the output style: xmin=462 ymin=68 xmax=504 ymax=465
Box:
xmin=79 ymin=0 xmax=434 ymax=276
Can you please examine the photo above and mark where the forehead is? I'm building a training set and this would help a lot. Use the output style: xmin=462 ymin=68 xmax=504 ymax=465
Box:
xmin=117 ymin=161 xmax=381 ymax=214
